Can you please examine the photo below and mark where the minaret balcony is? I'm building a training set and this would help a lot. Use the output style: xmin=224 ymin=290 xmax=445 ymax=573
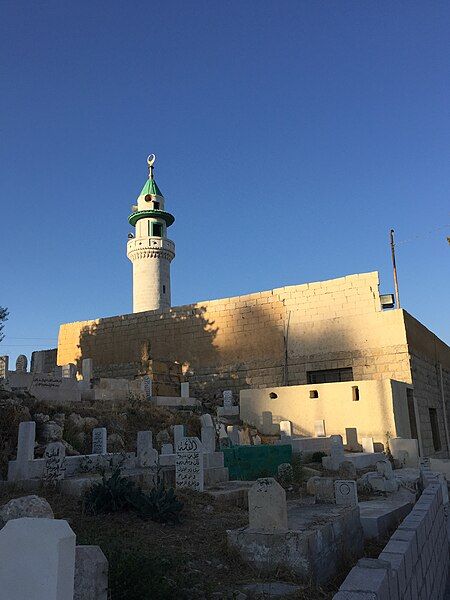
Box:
xmin=127 ymin=236 xmax=175 ymax=261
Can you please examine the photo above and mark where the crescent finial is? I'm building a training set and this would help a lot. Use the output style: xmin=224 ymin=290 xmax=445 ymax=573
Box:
xmin=147 ymin=154 xmax=156 ymax=167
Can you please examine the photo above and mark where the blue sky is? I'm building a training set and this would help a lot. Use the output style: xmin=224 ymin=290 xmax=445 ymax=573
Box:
xmin=1 ymin=1 xmax=449 ymax=363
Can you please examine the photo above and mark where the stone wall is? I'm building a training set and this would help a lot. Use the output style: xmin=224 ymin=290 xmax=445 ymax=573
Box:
xmin=30 ymin=348 xmax=57 ymax=374
xmin=334 ymin=482 xmax=448 ymax=599
xmin=58 ymin=272 xmax=412 ymax=395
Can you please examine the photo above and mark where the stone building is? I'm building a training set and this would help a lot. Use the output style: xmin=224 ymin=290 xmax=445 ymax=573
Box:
xmin=55 ymin=155 xmax=450 ymax=457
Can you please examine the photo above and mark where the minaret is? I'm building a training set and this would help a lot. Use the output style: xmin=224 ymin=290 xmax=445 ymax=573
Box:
xmin=127 ymin=154 xmax=175 ymax=312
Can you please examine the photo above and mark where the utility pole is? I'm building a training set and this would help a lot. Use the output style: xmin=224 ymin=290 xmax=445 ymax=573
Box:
xmin=390 ymin=229 xmax=401 ymax=309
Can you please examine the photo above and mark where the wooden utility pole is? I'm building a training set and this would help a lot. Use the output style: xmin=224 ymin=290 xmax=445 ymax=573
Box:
xmin=390 ymin=229 xmax=401 ymax=309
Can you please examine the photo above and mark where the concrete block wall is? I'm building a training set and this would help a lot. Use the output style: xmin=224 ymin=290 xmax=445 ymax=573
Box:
xmin=57 ymin=272 xmax=412 ymax=395
xmin=334 ymin=482 xmax=448 ymax=599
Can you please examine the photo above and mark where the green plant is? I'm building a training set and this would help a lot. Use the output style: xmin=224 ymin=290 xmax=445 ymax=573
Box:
xmin=83 ymin=467 xmax=183 ymax=523
xmin=311 ymin=451 xmax=327 ymax=463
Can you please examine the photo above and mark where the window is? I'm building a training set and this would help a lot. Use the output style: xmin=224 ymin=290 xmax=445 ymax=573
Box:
xmin=152 ymin=223 xmax=162 ymax=237
xmin=352 ymin=386 xmax=360 ymax=401
xmin=309 ymin=390 xmax=319 ymax=399
xmin=162 ymin=285 xmax=166 ymax=294
xmin=307 ymin=367 xmax=353 ymax=384
xmin=153 ymin=201 xmax=160 ymax=210
xmin=429 ymin=408 xmax=441 ymax=452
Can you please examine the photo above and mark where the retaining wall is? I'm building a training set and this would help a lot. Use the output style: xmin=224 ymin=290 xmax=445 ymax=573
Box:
xmin=334 ymin=482 xmax=448 ymax=599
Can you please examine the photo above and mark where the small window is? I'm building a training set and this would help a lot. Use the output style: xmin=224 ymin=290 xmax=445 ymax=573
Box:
xmin=144 ymin=194 xmax=152 ymax=202
xmin=307 ymin=367 xmax=353 ymax=384
xmin=153 ymin=201 xmax=160 ymax=210
xmin=162 ymin=285 xmax=166 ymax=294
xmin=310 ymin=390 xmax=319 ymax=399
xmin=269 ymin=392 xmax=278 ymax=399
xmin=352 ymin=386 xmax=360 ymax=401
xmin=429 ymin=408 xmax=441 ymax=452
xmin=152 ymin=223 xmax=162 ymax=237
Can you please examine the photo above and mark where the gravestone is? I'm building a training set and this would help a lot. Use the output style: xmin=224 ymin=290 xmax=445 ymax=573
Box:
xmin=419 ymin=457 xmax=431 ymax=470
xmin=239 ymin=428 xmax=251 ymax=446
xmin=137 ymin=431 xmax=157 ymax=468
xmin=262 ymin=411 xmax=278 ymax=435
xmin=322 ymin=435 xmax=345 ymax=471
xmin=314 ymin=420 xmax=326 ymax=437
xmin=161 ymin=443 xmax=174 ymax=454
xmin=361 ymin=437 xmax=375 ymax=453
xmin=44 ymin=442 xmax=66 ymax=483
xmin=218 ymin=423 xmax=228 ymax=439
xmin=0 ymin=518 xmax=76 ymax=600
xmin=279 ymin=420 xmax=292 ymax=437
xmin=173 ymin=424 xmax=186 ymax=449
xmin=376 ymin=460 xmax=394 ymax=480
xmin=180 ymin=382 xmax=189 ymax=398
xmin=223 ymin=390 xmax=233 ymax=406
xmin=82 ymin=358 xmax=93 ymax=385
xmin=253 ymin=434 xmax=262 ymax=445
xmin=248 ymin=478 xmax=288 ymax=531
xmin=227 ymin=425 xmax=240 ymax=446
xmin=201 ymin=426 xmax=216 ymax=454
xmin=389 ymin=438 xmax=419 ymax=468
xmin=307 ymin=477 xmax=335 ymax=503
xmin=345 ymin=427 xmax=359 ymax=450
xmin=12 ymin=421 xmax=36 ymax=481
xmin=62 ymin=363 xmax=77 ymax=379
xmin=92 ymin=428 xmax=107 ymax=455
xmin=16 ymin=354 xmax=28 ymax=373
xmin=74 ymin=545 xmax=108 ymax=600
xmin=334 ymin=480 xmax=358 ymax=506
xmin=0 ymin=355 xmax=8 ymax=378
xmin=175 ymin=437 xmax=204 ymax=492
xmin=142 ymin=375 xmax=152 ymax=400
xmin=200 ymin=413 xmax=214 ymax=428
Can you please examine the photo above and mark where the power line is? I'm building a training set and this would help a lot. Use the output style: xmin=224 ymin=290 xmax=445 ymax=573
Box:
xmin=396 ymin=224 xmax=450 ymax=246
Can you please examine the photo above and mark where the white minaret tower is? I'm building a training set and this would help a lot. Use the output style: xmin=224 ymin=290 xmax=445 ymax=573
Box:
xmin=127 ymin=154 xmax=175 ymax=312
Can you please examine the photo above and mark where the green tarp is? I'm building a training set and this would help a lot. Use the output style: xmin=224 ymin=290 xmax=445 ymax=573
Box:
xmin=222 ymin=444 xmax=292 ymax=480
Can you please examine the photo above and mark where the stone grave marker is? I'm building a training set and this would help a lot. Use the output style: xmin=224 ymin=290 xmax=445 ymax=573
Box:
xmin=0 ymin=517 xmax=76 ymax=600
xmin=419 ymin=457 xmax=431 ymax=470
xmin=0 ymin=355 xmax=8 ymax=379
xmin=314 ymin=419 xmax=326 ymax=437
xmin=161 ymin=443 xmax=174 ymax=455
xmin=200 ymin=413 xmax=214 ymax=428
xmin=82 ymin=358 xmax=93 ymax=385
xmin=279 ymin=420 xmax=292 ymax=437
xmin=180 ymin=382 xmax=189 ymax=398
xmin=361 ymin=437 xmax=375 ymax=453
xmin=175 ymin=437 xmax=204 ymax=492
xmin=376 ymin=460 xmax=394 ymax=480
xmin=223 ymin=390 xmax=233 ymax=407
xmin=345 ymin=427 xmax=359 ymax=450
xmin=262 ymin=411 xmax=278 ymax=435
xmin=253 ymin=434 xmax=262 ymax=445
xmin=334 ymin=480 xmax=358 ymax=506
xmin=248 ymin=478 xmax=288 ymax=531
xmin=323 ymin=435 xmax=345 ymax=471
xmin=62 ymin=363 xmax=77 ymax=379
xmin=137 ymin=430 xmax=158 ymax=467
xmin=173 ymin=424 xmax=186 ymax=449
xmin=239 ymin=428 xmax=251 ymax=445
xmin=12 ymin=421 xmax=36 ymax=481
xmin=142 ymin=375 xmax=152 ymax=400
xmin=201 ymin=426 xmax=216 ymax=454
xmin=15 ymin=354 xmax=28 ymax=373
xmin=227 ymin=425 xmax=240 ymax=445
xmin=43 ymin=442 xmax=66 ymax=484
xmin=92 ymin=428 xmax=107 ymax=455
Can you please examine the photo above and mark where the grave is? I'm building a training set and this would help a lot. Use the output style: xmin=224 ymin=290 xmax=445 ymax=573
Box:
xmin=314 ymin=420 xmax=326 ymax=437
xmin=16 ymin=354 xmax=28 ymax=373
xmin=141 ymin=375 xmax=152 ymax=400
xmin=92 ymin=428 xmax=107 ymax=455
xmin=279 ymin=420 xmax=292 ymax=437
xmin=175 ymin=437 xmax=204 ymax=492
xmin=361 ymin=436 xmax=375 ymax=453
xmin=322 ymin=435 xmax=345 ymax=471
xmin=201 ymin=426 xmax=216 ymax=454
xmin=173 ymin=424 xmax=186 ymax=448
xmin=74 ymin=545 xmax=108 ymax=600
xmin=217 ymin=390 xmax=240 ymax=417
xmin=248 ymin=478 xmax=288 ymax=531
xmin=180 ymin=382 xmax=189 ymax=398
xmin=334 ymin=480 xmax=358 ymax=506
xmin=345 ymin=427 xmax=361 ymax=451
xmin=43 ymin=442 xmax=66 ymax=484
xmin=261 ymin=411 xmax=280 ymax=435
xmin=137 ymin=431 xmax=158 ymax=467
xmin=8 ymin=421 xmax=36 ymax=481
xmin=61 ymin=363 xmax=77 ymax=379
xmin=0 ymin=518 xmax=76 ymax=600
xmin=227 ymin=425 xmax=240 ymax=445
xmin=358 ymin=496 xmax=414 ymax=540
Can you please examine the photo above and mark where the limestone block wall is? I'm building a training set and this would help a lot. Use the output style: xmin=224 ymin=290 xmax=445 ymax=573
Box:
xmin=58 ymin=272 xmax=412 ymax=396
xmin=334 ymin=482 xmax=448 ymax=599
xmin=239 ymin=379 xmax=412 ymax=446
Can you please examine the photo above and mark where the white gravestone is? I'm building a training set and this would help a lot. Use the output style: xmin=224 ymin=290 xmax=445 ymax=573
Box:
xmin=201 ymin=426 xmax=216 ymax=454
xmin=142 ymin=375 xmax=152 ymax=400
xmin=173 ymin=424 xmax=186 ymax=449
xmin=44 ymin=442 xmax=66 ymax=483
xmin=389 ymin=438 xmax=419 ymax=468
xmin=253 ymin=434 xmax=262 ymax=445
xmin=376 ymin=460 xmax=394 ymax=480
xmin=16 ymin=354 xmax=28 ymax=373
xmin=92 ymin=428 xmax=107 ymax=455
xmin=345 ymin=427 xmax=359 ymax=450
xmin=248 ymin=478 xmax=288 ymax=531
xmin=180 ymin=382 xmax=189 ymax=398
xmin=223 ymin=390 xmax=233 ymax=407
xmin=361 ymin=437 xmax=375 ymax=453
xmin=82 ymin=358 xmax=93 ymax=385
xmin=0 ymin=355 xmax=8 ymax=378
xmin=175 ymin=437 xmax=204 ymax=492
xmin=137 ymin=431 xmax=158 ymax=467
xmin=322 ymin=435 xmax=345 ymax=471
xmin=0 ymin=518 xmax=76 ymax=600
xmin=227 ymin=425 xmax=240 ymax=445
xmin=419 ymin=457 xmax=431 ymax=470
xmin=62 ymin=364 xmax=77 ymax=379
xmin=279 ymin=420 xmax=292 ymax=437
xmin=239 ymin=429 xmax=251 ymax=446
xmin=335 ymin=480 xmax=358 ymax=506
xmin=161 ymin=443 xmax=174 ymax=455
xmin=314 ymin=420 xmax=326 ymax=437
xmin=12 ymin=421 xmax=36 ymax=481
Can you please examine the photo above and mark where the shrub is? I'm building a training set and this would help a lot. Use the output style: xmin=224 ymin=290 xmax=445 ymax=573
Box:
xmin=83 ymin=467 xmax=183 ymax=523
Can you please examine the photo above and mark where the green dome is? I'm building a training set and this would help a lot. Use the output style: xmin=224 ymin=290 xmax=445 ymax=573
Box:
xmin=140 ymin=178 xmax=163 ymax=198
